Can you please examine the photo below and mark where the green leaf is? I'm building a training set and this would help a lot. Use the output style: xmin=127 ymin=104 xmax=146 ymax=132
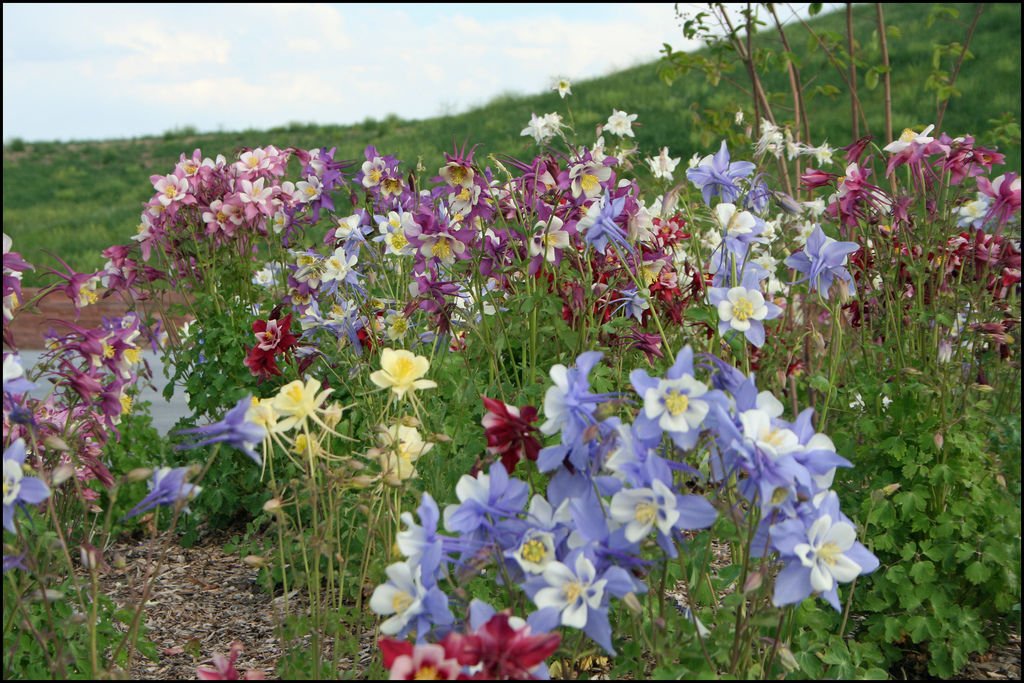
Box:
xmin=865 ymin=68 xmax=880 ymax=91
xmin=964 ymin=560 xmax=991 ymax=585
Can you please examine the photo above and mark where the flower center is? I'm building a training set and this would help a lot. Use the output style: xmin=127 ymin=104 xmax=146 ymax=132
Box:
xmin=369 ymin=169 xmax=382 ymax=184
xmin=664 ymin=390 xmax=689 ymax=416
xmin=818 ymin=541 xmax=842 ymax=565
xmin=448 ymin=166 xmax=467 ymax=185
xmin=392 ymin=357 xmax=416 ymax=382
xmin=102 ymin=342 xmax=116 ymax=359
xmin=391 ymin=590 xmax=414 ymax=614
xmin=521 ymin=539 xmax=547 ymax=564
xmin=431 ymin=239 xmax=452 ymax=261
xmin=563 ymin=580 xmax=585 ymax=605
xmin=382 ymin=178 xmax=402 ymax=196
xmin=414 ymin=666 xmax=441 ymax=680
xmin=732 ymin=298 xmax=754 ymax=321
xmin=580 ymin=173 xmax=599 ymax=193
xmin=163 ymin=185 xmax=179 ymax=199
xmin=635 ymin=501 xmax=657 ymax=526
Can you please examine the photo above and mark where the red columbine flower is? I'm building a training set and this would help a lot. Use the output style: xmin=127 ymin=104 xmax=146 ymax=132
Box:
xmin=481 ymin=397 xmax=541 ymax=473
xmin=461 ymin=613 xmax=562 ymax=680
xmin=245 ymin=313 xmax=297 ymax=381
xmin=379 ymin=639 xmax=464 ymax=680
xmin=253 ymin=314 xmax=297 ymax=353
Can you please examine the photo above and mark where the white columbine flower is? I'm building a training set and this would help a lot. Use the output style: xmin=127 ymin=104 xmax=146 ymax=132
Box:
xmin=643 ymin=375 xmax=710 ymax=436
xmin=369 ymin=561 xmax=427 ymax=635
xmin=609 ymin=480 xmax=680 ymax=543
xmin=739 ymin=408 xmax=801 ymax=459
xmin=812 ymin=143 xmax=835 ymax=166
xmin=553 ymin=78 xmax=572 ymax=98
xmin=645 ymin=147 xmax=681 ymax=181
xmin=605 ymin=109 xmax=638 ymax=138
xmin=794 ymin=514 xmax=863 ymax=593
xmin=883 ymin=124 xmax=935 ymax=153
xmin=714 ymin=203 xmax=756 ymax=239
xmin=717 ymin=287 xmax=769 ymax=333
xmin=533 ymin=554 xmax=607 ymax=629
xmin=513 ymin=528 xmax=557 ymax=574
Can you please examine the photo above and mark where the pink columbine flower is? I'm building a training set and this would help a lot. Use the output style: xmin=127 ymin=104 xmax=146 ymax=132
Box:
xmin=151 ymin=173 xmax=191 ymax=208
xmin=196 ymin=641 xmax=265 ymax=680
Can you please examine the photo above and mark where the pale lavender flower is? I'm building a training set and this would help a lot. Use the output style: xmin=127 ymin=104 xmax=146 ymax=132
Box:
xmin=784 ymin=225 xmax=859 ymax=299
xmin=175 ymin=396 xmax=266 ymax=465
xmin=686 ymin=141 xmax=756 ymax=205
xmin=124 ymin=466 xmax=201 ymax=519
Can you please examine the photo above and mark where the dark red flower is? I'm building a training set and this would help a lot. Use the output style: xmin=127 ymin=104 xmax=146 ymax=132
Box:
xmin=252 ymin=314 xmax=297 ymax=353
xmin=463 ymin=613 xmax=561 ymax=680
xmin=244 ymin=346 xmax=281 ymax=380
xmin=481 ymin=397 xmax=541 ymax=473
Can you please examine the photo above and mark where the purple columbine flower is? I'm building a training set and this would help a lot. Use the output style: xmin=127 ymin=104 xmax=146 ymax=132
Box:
xmin=784 ymin=225 xmax=859 ymax=299
xmin=4 ymin=439 xmax=51 ymax=533
xmin=124 ymin=466 xmax=201 ymax=519
xmin=686 ymin=141 xmax=756 ymax=206
xmin=175 ymin=396 xmax=267 ymax=465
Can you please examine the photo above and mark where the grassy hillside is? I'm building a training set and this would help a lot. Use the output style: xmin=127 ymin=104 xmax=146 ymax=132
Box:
xmin=3 ymin=3 xmax=1019 ymax=285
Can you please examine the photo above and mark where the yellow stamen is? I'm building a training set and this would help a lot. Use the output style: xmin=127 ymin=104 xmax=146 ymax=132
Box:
xmin=521 ymin=539 xmax=547 ymax=564
xmin=664 ymin=391 xmax=689 ymax=416
xmin=634 ymin=501 xmax=657 ymax=526
xmin=732 ymin=298 xmax=754 ymax=321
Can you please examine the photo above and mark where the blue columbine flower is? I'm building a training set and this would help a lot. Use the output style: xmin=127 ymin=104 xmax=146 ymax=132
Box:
xmin=577 ymin=191 xmax=630 ymax=254
xmin=124 ymin=466 xmax=201 ymax=519
xmin=175 ymin=396 xmax=266 ymax=465
xmin=3 ymin=439 xmax=50 ymax=533
xmin=686 ymin=141 xmax=756 ymax=205
xmin=784 ymin=225 xmax=859 ymax=299
xmin=769 ymin=492 xmax=879 ymax=611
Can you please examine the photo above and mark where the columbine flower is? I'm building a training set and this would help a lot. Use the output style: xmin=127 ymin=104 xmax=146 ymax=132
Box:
xmin=521 ymin=112 xmax=563 ymax=145
xmin=4 ymin=439 xmax=50 ymax=533
xmin=709 ymin=285 xmax=781 ymax=348
xmin=882 ymin=124 xmax=935 ymax=154
xmin=533 ymin=554 xmax=606 ymax=629
xmin=553 ymin=78 xmax=572 ymax=98
xmin=784 ymin=225 xmax=859 ymax=299
xmin=576 ymin=191 xmax=630 ymax=254
xmin=529 ymin=216 xmax=570 ymax=264
xmin=370 ymin=349 xmax=437 ymax=400
xmin=467 ymin=612 xmax=563 ymax=680
xmin=646 ymin=147 xmax=681 ymax=181
xmin=196 ymin=641 xmax=265 ymax=680
xmin=686 ymin=141 xmax=756 ymax=205
xmin=379 ymin=640 xmax=463 ymax=680
xmin=369 ymin=560 xmax=452 ymax=637
xmin=630 ymin=346 xmax=714 ymax=450
xmin=609 ymin=480 xmax=680 ymax=543
xmin=175 ymin=396 xmax=268 ymax=465
xmin=771 ymin=493 xmax=879 ymax=610
xmin=513 ymin=528 xmax=557 ymax=574
xmin=272 ymin=378 xmax=335 ymax=433
xmin=124 ymin=466 xmax=201 ymax=519
xmin=605 ymin=110 xmax=638 ymax=138
xmin=481 ymin=397 xmax=542 ymax=473
xmin=376 ymin=424 xmax=433 ymax=486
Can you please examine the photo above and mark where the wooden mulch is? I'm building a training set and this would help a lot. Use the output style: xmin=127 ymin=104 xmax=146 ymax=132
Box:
xmin=92 ymin=531 xmax=1019 ymax=680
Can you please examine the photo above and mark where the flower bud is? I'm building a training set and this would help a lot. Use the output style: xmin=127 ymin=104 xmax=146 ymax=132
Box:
xmin=322 ymin=403 xmax=344 ymax=429
xmin=262 ymin=497 xmax=284 ymax=515
xmin=44 ymin=435 xmax=70 ymax=451
xmin=622 ymin=592 xmax=644 ymax=615
xmin=51 ymin=465 xmax=76 ymax=487
xmin=243 ymin=555 xmax=267 ymax=568
xmin=127 ymin=467 xmax=153 ymax=483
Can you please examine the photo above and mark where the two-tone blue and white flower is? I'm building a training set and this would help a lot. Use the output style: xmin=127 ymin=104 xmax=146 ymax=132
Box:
xmin=4 ymin=439 xmax=50 ymax=533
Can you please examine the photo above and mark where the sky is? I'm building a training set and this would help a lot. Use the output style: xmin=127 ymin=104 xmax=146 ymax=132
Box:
xmin=2 ymin=3 xmax=831 ymax=143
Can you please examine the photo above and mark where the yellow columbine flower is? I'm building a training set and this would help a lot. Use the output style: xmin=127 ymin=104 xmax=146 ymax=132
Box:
xmin=272 ymin=378 xmax=334 ymax=432
xmin=369 ymin=349 xmax=437 ymax=399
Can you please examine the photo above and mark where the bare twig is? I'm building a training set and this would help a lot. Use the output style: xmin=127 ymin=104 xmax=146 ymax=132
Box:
xmin=876 ymin=4 xmax=893 ymax=143
xmin=935 ymin=4 xmax=985 ymax=131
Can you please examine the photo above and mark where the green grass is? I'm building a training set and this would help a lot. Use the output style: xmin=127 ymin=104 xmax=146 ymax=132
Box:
xmin=4 ymin=3 xmax=1019 ymax=285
